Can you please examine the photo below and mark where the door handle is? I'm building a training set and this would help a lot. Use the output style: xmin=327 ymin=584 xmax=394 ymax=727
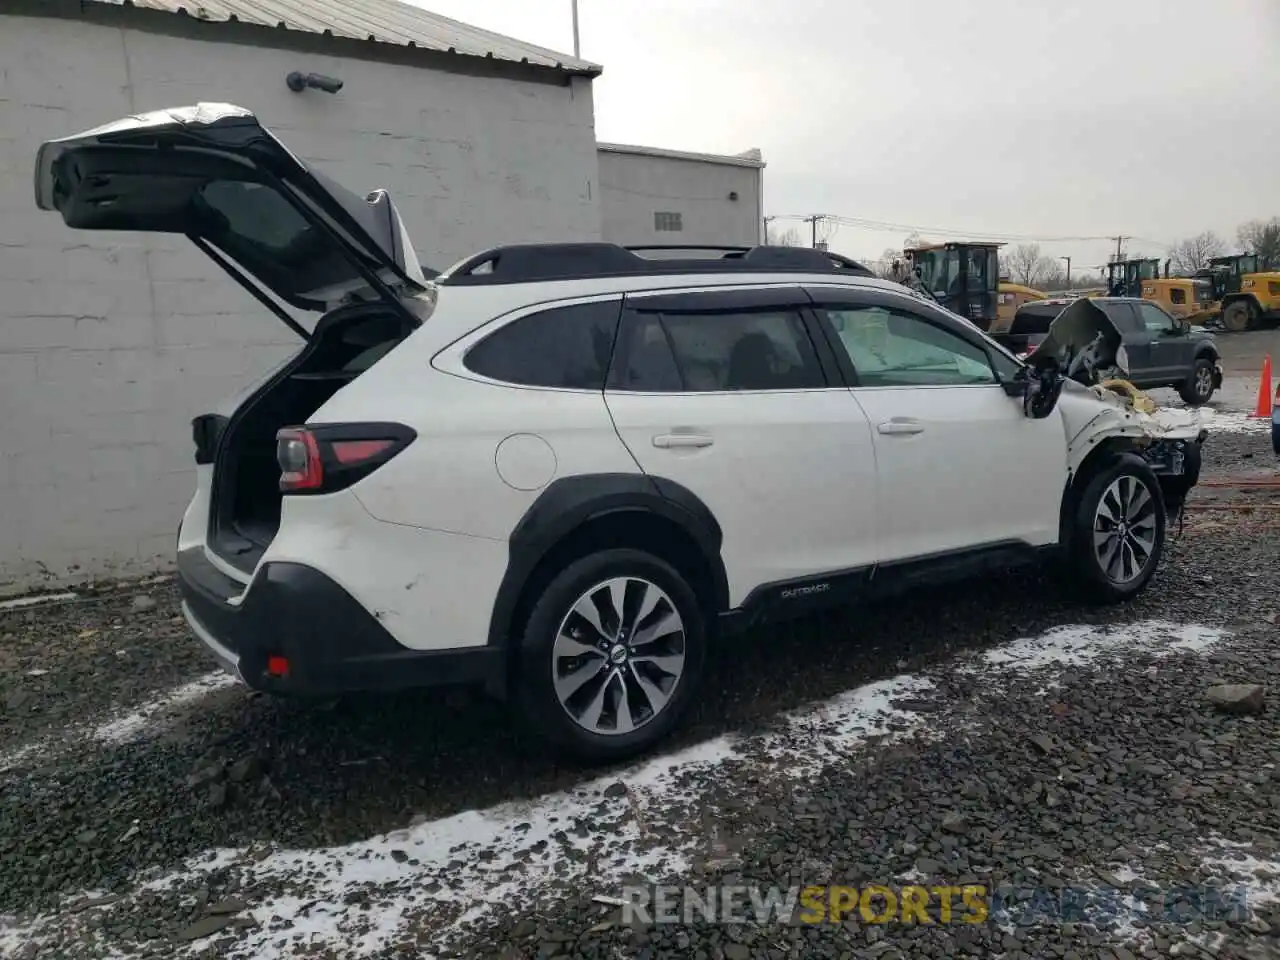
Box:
xmin=877 ymin=419 xmax=924 ymax=436
xmin=652 ymin=433 xmax=714 ymax=449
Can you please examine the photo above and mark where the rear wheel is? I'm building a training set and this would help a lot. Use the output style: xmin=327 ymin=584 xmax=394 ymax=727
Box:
xmin=1177 ymin=357 xmax=1216 ymax=406
xmin=1222 ymin=301 xmax=1253 ymax=333
xmin=1066 ymin=454 xmax=1166 ymax=603
xmin=515 ymin=548 xmax=707 ymax=764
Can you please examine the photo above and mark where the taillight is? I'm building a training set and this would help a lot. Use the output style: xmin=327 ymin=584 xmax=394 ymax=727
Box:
xmin=276 ymin=429 xmax=324 ymax=492
xmin=275 ymin=423 xmax=415 ymax=495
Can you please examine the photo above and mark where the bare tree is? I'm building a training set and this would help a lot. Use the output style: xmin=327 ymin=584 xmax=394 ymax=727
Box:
xmin=874 ymin=246 xmax=904 ymax=281
xmin=1039 ymin=266 xmax=1067 ymax=291
xmin=1169 ymin=231 xmax=1226 ymax=275
xmin=1004 ymin=243 xmax=1054 ymax=287
xmin=766 ymin=225 xmax=802 ymax=247
xmin=1237 ymin=218 xmax=1280 ymax=264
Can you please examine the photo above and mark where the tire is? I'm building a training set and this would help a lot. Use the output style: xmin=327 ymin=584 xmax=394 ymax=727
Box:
xmin=1222 ymin=301 xmax=1253 ymax=333
xmin=1177 ymin=357 xmax=1217 ymax=406
xmin=514 ymin=548 xmax=707 ymax=764
xmin=1065 ymin=453 xmax=1166 ymax=604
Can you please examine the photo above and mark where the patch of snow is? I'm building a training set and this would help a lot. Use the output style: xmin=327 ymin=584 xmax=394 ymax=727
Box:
xmin=1198 ymin=836 xmax=1280 ymax=908
xmin=974 ymin=621 xmax=1228 ymax=679
xmin=92 ymin=672 xmax=238 ymax=745
xmin=774 ymin=675 xmax=936 ymax=775
xmin=0 ymin=592 xmax=77 ymax=611
xmin=0 ymin=672 xmax=240 ymax=775
xmin=1196 ymin=409 xmax=1272 ymax=435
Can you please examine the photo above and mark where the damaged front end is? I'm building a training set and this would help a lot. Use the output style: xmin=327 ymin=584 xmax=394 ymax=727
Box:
xmin=1016 ymin=298 xmax=1210 ymax=516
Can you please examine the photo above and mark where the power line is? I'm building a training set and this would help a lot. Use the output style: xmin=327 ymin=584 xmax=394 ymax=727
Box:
xmin=766 ymin=213 xmax=1172 ymax=248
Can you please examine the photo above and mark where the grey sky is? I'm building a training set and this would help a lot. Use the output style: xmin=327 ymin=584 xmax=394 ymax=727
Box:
xmin=412 ymin=0 xmax=1280 ymax=273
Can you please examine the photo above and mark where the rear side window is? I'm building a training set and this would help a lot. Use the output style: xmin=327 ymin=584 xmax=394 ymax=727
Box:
xmin=1010 ymin=307 xmax=1060 ymax=335
xmin=464 ymin=300 xmax=621 ymax=389
xmin=611 ymin=309 xmax=826 ymax=392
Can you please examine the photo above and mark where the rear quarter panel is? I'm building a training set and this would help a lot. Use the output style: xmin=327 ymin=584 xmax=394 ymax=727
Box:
xmin=307 ymin=325 xmax=641 ymax=543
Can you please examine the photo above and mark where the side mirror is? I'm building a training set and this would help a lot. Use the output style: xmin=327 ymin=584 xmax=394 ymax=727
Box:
xmin=1003 ymin=364 xmax=1063 ymax=419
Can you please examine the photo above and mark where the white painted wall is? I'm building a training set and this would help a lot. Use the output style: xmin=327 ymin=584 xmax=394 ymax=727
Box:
xmin=0 ymin=14 xmax=601 ymax=593
xmin=598 ymin=148 xmax=764 ymax=248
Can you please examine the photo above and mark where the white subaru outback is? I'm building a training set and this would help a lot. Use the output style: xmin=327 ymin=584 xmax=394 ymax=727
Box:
xmin=35 ymin=105 xmax=1210 ymax=763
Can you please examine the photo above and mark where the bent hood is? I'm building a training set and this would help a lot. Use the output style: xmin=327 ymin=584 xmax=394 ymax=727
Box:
xmin=1024 ymin=297 xmax=1125 ymax=379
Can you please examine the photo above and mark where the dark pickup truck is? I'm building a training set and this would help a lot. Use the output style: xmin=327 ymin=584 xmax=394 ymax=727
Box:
xmin=995 ymin=296 xmax=1224 ymax=405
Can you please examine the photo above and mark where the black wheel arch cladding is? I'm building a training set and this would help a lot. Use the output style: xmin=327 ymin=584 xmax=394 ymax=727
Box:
xmin=1058 ymin=440 xmax=1140 ymax=548
xmin=486 ymin=473 xmax=730 ymax=649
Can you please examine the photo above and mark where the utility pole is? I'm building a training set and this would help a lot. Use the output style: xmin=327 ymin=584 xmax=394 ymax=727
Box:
xmin=1059 ymin=256 xmax=1072 ymax=288
xmin=803 ymin=214 xmax=824 ymax=249
xmin=1110 ymin=236 xmax=1128 ymax=263
xmin=763 ymin=214 xmax=776 ymax=245
xmin=571 ymin=0 xmax=580 ymax=57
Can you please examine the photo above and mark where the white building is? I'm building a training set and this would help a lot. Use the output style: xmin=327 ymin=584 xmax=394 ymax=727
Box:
xmin=0 ymin=0 xmax=767 ymax=593
xmin=598 ymin=143 xmax=766 ymax=248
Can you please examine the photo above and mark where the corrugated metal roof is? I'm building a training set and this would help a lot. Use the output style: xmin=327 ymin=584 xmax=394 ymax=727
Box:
xmin=597 ymin=142 xmax=766 ymax=170
xmin=83 ymin=0 xmax=602 ymax=75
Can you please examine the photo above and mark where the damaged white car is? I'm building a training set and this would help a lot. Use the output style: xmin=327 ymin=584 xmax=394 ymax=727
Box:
xmin=34 ymin=104 xmax=1210 ymax=761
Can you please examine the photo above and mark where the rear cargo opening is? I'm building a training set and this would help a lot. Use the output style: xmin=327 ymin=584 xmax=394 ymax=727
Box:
xmin=208 ymin=306 xmax=414 ymax=573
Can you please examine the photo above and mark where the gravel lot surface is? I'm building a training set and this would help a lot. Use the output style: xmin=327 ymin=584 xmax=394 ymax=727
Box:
xmin=2 ymin=347 xmax=1278 ymax=960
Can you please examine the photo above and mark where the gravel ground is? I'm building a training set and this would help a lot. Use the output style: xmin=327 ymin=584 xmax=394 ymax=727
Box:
xmin=1 ymin=395 xmax=1277 ymax=959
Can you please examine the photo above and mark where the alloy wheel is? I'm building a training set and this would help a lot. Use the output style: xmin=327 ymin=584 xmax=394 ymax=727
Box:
xmin=551 ymin=577 xmax=686 ymax=736
xmin=1093 ymin=475 xmax=1159 ymax=584
xmin=1195 ymin=366 xmax=1213 ymax=399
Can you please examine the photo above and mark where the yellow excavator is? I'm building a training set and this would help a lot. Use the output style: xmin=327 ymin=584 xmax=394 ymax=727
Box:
xmin=1205 ymin=253 xmax=1280 ymax=331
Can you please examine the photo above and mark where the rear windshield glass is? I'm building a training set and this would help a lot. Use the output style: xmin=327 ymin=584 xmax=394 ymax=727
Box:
xmin=1009 ymin=305 xmax=1063 ymax=335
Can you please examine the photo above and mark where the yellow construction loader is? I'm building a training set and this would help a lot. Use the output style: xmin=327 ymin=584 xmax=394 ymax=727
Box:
xmin=1207 ymin=253 xmax=1280 ymax=332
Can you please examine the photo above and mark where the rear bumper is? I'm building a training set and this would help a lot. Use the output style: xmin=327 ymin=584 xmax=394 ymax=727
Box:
xmin=176 ymin=548 xmax=502 ymax=695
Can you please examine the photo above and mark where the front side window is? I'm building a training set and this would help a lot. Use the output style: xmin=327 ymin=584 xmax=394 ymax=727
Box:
xmin=611 ymin=308 xmax=825 ymax=392
xmin=464 ymin=300 xmax=621 ymax=389
xmin=825 ymin=306 xmax=996 ymax=387
xmin=1137 ymin=302 xmax=1174 ymax=333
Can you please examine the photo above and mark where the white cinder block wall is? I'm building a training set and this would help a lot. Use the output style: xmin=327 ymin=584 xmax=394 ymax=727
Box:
xmin=0 ymin=14 xmax=601 ymax=593
xmin=598 ymin=146 xmax=765 ymax=248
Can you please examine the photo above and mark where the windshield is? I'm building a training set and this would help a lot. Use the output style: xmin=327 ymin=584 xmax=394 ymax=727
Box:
xmin=912 ymin=249 xmax=953 ymax=295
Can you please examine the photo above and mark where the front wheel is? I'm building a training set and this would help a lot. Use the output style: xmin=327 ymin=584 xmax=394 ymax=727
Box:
xmin=1222 ymin=301 xmax=1253 ymax=333
xmin=514 ymin=548 xmax=707 ymax=764
xmin=1178 ymin=357 xmax=1217 ymax=406
xmin=1066 ymin=454 xmax=1167 ymax=604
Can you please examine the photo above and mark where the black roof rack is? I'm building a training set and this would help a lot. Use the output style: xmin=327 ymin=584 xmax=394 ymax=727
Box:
xmin=436 ymin=242 xmax=876 ymax=286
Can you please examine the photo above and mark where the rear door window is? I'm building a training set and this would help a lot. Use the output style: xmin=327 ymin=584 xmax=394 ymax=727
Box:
xmin=464 ymin=300 xmax=622 ymax=389
xmin=610 ymin=307 xmax=826 ymax=392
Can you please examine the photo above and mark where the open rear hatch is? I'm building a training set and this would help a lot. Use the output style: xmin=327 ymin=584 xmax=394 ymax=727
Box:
xmin=34 ymin=103 xmax=432 ymax=574
xmin=34 ymin=102 xmax=428 ymax=320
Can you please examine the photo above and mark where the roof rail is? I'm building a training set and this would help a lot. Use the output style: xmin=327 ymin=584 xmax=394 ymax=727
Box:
xmin=436 ymin=242 xmax=875 ymax=286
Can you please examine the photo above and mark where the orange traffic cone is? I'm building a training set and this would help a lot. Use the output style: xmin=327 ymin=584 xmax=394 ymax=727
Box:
xmin=1250 ymin=355 xmax=1273 ymax=419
